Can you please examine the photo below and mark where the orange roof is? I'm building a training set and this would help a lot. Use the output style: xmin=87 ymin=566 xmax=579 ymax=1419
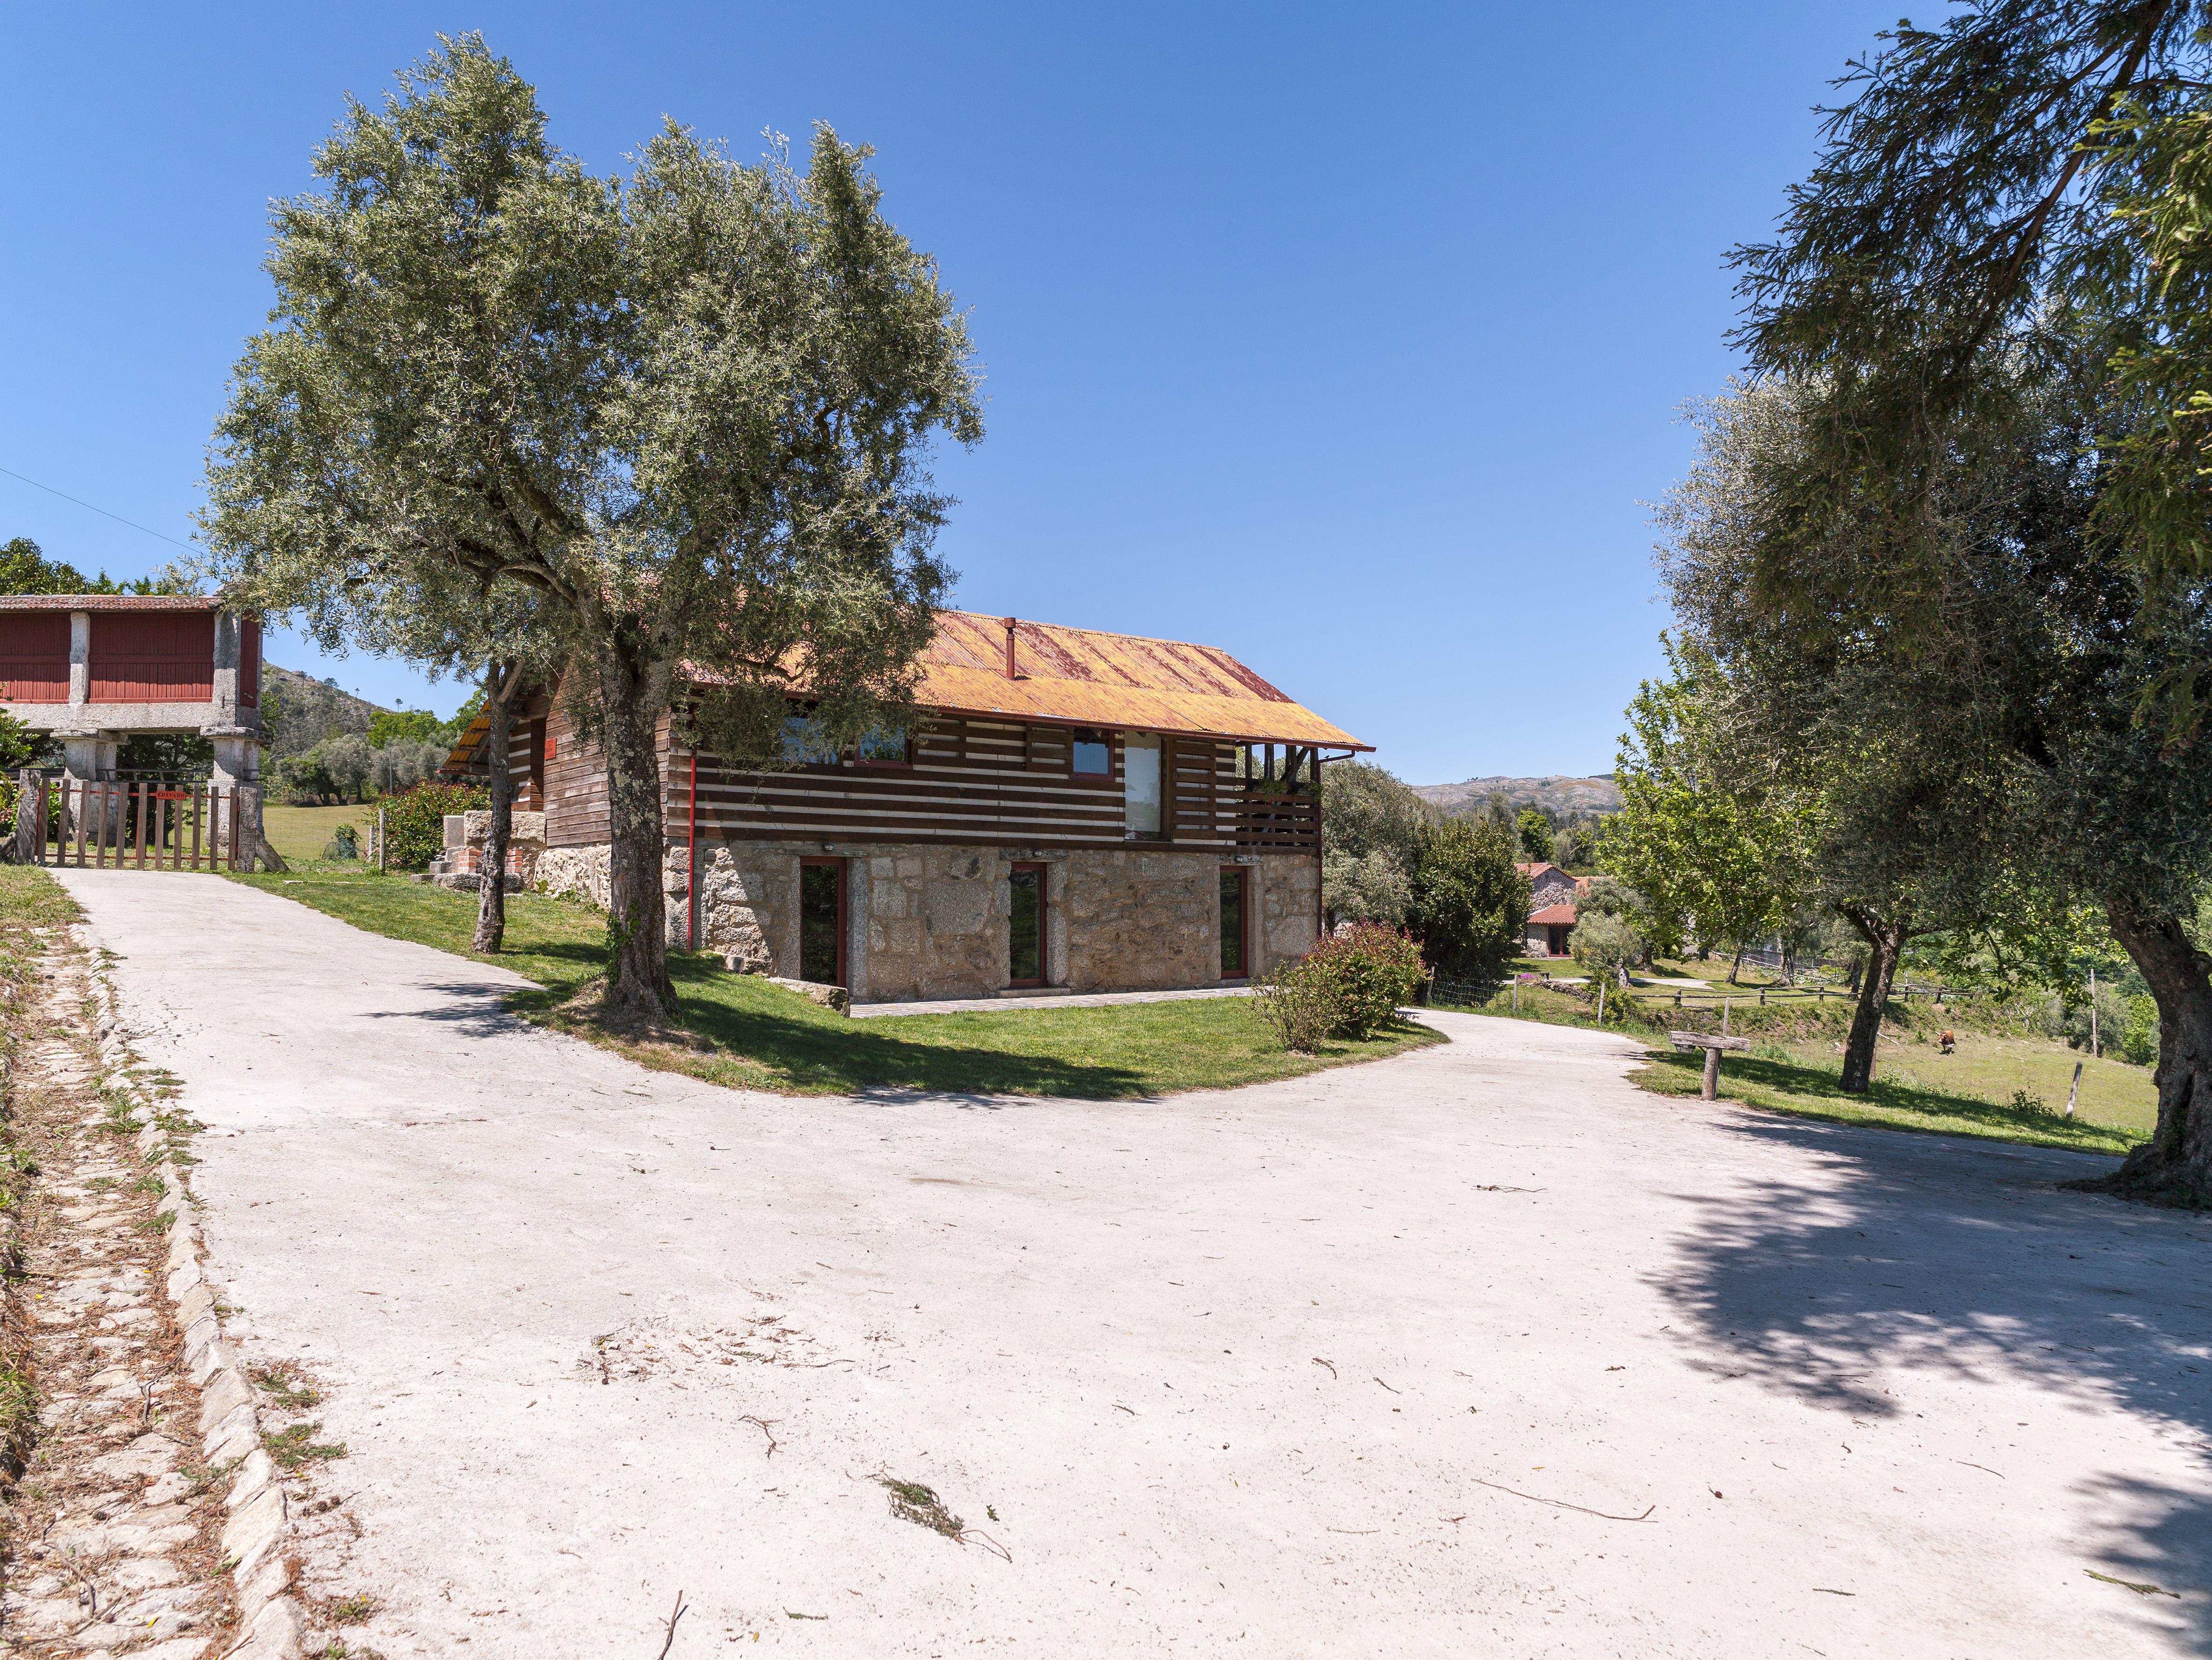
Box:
xmin=441 ymin=608 xmax=1367 ymax=775
xmin=1529 ymin=902 xmax=1579 ymax=926
xmin=890 ymin=611 xmax=1366 ymax=747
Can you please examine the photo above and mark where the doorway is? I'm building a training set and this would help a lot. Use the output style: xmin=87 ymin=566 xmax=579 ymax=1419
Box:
xmin=1008 ymin=862 xmax=1047 ymax=988
xmin=799 ymin=857 xmax=847 ymax=986
xmin=1219 ymin=865 xmax=1249 ymax=979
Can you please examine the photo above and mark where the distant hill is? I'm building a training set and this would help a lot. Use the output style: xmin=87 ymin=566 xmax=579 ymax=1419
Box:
xmin=1412 ymin=775 xmax=1621 ymax=819
xmin=261 ymin=664 xmax=388 ymax=760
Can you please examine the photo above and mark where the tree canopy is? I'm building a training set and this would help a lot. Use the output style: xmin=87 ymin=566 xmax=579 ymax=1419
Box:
xmin=202 ymin=36 xmax=981 ymax=1016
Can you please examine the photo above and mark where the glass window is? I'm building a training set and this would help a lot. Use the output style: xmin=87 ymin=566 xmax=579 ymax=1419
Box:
xmin=1009 ymin=864 xmax=1045 ymax=986
xmin=780 ymin=714 xmax=840 ymax=765
xmin=855 ymin=724 xmax=909 ymax=766
xmin=800 ymin=861 xmax=844 ymax=985
xmin=1219 ymin=867 xmax=1246 ymax=978
xmin=1072 ymin=728 xmax=1111 ymax=777
xmin=1123 ymin=732 xmax=1161 ymax=836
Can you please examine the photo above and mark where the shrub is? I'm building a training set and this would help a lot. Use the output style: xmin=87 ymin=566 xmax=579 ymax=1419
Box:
xmin=1304 ymin=922 xmax=1426 ymax=1039
xmin=1250 ymin=959 xmax=1340 ymax=1054
xmin=323 ymin=823 xmax=360 ymax=860
xmin=377 ymin=781 xmax=487 ymax=872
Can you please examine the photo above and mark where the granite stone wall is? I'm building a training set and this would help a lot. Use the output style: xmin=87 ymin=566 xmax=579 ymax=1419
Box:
xmin=534 ymin=839 xmax=1323 ymax=1002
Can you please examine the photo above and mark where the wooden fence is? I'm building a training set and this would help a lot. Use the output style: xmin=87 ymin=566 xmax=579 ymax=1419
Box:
xmin=13 ymin=776 xmax=257 ymax=872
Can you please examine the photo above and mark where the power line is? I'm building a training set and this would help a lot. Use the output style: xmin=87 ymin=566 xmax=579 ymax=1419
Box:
xmin=0 ymin=464 xmax=199 ymax=554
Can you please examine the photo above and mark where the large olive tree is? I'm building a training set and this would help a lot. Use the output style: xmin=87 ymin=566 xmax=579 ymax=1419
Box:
xmin=202 ymin=36 xmax=981 ymax=1018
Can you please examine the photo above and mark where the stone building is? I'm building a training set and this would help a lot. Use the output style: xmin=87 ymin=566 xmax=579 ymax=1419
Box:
xmin=1516 ymin=861 xmax=1589 ymax=957
xmin=440 ymin=610 xmax=1365 ymax=1002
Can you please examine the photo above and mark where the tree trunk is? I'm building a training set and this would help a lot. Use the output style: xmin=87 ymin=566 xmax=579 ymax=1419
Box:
xmin=595 ymin=631 xmax=678 ymax=1021
xmin=1729 ymin=944 xmax=1745 ymax=985
xmin=1838 ymin=905 xmax=1908 ymax=1094
xmin=472 ymin=661 xmax=521 ymax=954
xmin=2068 ymin=905 xmax=2212 ymax=1207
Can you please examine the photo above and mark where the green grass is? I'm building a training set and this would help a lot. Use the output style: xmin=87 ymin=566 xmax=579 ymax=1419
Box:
xmin=1632 ymin=1043 xmax=2145 ymax=1156
xmin=263 ymin=803 xmax=377 ymax=869
xmin=234 ymin=870 xmax=1444 ymax=1098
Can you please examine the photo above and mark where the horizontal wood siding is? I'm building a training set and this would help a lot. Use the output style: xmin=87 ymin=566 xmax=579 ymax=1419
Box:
xmin=543 ymin=697 xmax=611 ymax=847
xmin=89 ymin=612 xmax=215 ymax=702
xmin=0 ymin=612 xmax=71 ymax=703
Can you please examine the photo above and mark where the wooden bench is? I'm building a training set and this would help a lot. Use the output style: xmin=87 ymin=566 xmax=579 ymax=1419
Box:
xmin=1670 ymin=1031 xmax=1751 ymax=1100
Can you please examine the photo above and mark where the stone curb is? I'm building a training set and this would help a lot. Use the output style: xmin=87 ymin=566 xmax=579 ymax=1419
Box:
xmin=83 ymin=937 xmax=306 ymax=1660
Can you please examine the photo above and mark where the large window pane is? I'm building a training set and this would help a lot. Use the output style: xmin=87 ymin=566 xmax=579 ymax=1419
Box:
xmin=781 ymin=714 xmax=841 ymax=765
xmin=1071 ymin=728 xmax=1111 ymax=776
xmin=855 ymin=724 xmax=909 ymax=765
xmin=1123 ymin=732 xmax=1161 ymax=835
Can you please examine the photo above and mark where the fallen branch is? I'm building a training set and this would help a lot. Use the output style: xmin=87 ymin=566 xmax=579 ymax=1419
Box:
xmin=1312 ymin=1358 xmax=1336 ymax=1380
xmin=1471 ymin=1477 xmax=1654 ymax=1522
xmin=739 ymin=1415 xmax=780 ymax=1458
xmin=2085 ymin=1568 xmax=2179 ymax=1598
xmin=960 ymin=1527 xmax=1014 ymax=1563
xmin=656 ymin=1590 xmax=689 ymax=1659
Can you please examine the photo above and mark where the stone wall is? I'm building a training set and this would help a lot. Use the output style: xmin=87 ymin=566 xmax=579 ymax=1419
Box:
xmin=536 ymin=838 xmax=1324 ymax=1003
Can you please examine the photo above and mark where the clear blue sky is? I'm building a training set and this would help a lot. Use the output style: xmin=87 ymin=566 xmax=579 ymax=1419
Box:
xmin=0 ymin=2 xmax=1897 ymax=783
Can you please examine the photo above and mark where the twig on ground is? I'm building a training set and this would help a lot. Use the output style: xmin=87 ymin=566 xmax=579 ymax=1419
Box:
xmin=959 ymin=1527 xmax=1013 ymax=1563
xmin=1312 ymin=1358 xmax=1335 ymax=1379
xmin=1325 ymin=1527 xmax=1379 ymax=1535
xmin=2085 ymin=1569 xmax=2179 ymax=1598
xmin=656 ymin=1590 xmax=689 ymax=1657
xmin=1373 ymin=1377 xmax=1400 ymax=1394
xmin=1112 ymin=1403 xmax=1135 ymax=1415
xmin=739 ymin=1415 xmax=780 ymax=1458
xmin=1951 ymin=1459 xmax=2004 ymax=1478
xmin=1474 ymin=1185 xmax=1544 ymax=1193
xmin=1471 ymin=1477 xmax=1655 ymax=1522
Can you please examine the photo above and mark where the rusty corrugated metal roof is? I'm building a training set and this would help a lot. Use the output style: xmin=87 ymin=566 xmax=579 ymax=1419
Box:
xmin=442 ymin=607 xmax=1367 ymax=774
xmin=907 ymin=610 xmax=1366 ymax=747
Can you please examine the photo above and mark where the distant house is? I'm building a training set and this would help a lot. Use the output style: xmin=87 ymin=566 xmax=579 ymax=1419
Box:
xmin=1515 ymin=861 xmax=1589 ymax=957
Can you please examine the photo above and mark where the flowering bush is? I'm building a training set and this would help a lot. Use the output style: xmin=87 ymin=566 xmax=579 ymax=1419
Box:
xmin=1253 ymin=924 xmax=1427 ymax=1051
xmin=378 ymin=781 xmax=488 ymax=872
xmin=1305 ymin=923 xmax=1427 ymax=1038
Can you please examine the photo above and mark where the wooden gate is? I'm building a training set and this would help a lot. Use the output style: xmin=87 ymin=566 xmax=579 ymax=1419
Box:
xmin=13 ymin=775 xmax=256 ymax=872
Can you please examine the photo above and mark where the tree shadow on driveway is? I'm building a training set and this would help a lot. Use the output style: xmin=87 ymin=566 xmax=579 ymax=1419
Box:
xmin=1655 ymin=1113 xmax=2212 ymax=1647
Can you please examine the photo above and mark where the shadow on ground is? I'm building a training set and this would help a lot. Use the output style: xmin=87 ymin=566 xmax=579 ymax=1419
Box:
xmin=1659 ymin=1113 xmax=2212 ymax=1645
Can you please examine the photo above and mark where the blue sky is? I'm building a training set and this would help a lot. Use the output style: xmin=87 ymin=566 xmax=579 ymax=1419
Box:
xmin=0 ymin=2 xmax=1899 ymax=783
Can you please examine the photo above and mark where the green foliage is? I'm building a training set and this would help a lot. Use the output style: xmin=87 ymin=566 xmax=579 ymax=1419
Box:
xmin=1306 ymin=924 xmax=1426 ymax=1040
xmin=1407 ymin=818 xmax=1528 ymax=995
xmin=1320 ymin=760 xmax=1435 ymax=927
xmin=1250 ymin=958 xmax=1338 ymax=1055
xmin=0 ymin=537 xmax=193 ymax=597
xmin=1516 ymin=809 xmax=1554 ymax=864
xmin=1570 ymin=908 xmax=1642 ymax=987
xmin=377 ymin=782 xmax=488 ymax=872
xmin=1600 ymin=641 xmax=1807 ymax=961
xmin=277 ymin=734 xmax=372 ymax=804
xmin=367 ymin=709 xmax=448 ymax=748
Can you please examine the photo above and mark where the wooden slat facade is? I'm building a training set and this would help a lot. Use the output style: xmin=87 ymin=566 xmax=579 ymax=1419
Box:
xmin=520 ymin=697 xmax=1321 ymax=854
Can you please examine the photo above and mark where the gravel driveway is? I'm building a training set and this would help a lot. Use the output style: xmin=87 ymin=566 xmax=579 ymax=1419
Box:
xmin=61 ymin=869 xmax=2212 ymax=1657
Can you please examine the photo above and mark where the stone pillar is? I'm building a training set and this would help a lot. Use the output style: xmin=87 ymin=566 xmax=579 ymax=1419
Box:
xmin=210 ymin=611 xmax=243 ymax=725
xmin=67 ymin=610 xmax=89 ymax=710
xmin=55 ymin=728 xmax=120 ymax=845
xmin=205 ymin=728 xmax=270 ymax=868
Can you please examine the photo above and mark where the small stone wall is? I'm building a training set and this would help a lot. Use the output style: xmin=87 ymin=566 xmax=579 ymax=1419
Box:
xmin=538 ymin=838 xmax=1322 ymax=1002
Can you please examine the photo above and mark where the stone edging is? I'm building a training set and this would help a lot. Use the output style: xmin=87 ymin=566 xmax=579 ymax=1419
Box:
xmin=88 ymin=949 xmax=304 ymax=1660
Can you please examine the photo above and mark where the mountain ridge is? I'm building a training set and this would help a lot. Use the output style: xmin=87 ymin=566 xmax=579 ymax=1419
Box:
xmin=1410 ymin=774 xmax=1621 ymax=817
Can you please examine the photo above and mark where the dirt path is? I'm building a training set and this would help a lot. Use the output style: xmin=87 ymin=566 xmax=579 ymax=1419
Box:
xmin=0 ymin=927 xmax=230 ymax=1658
xmin=57 ymin=870 xmax=2212 ymax=1657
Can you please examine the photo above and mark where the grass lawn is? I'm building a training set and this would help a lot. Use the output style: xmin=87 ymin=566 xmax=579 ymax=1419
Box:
xmin=263 ymin=803 xmax=377 ymax=868
xmin=234 ymin=870 xmax=1444 ymax=1098
xmin=1438 ymin=968 xmax=2154 ymax=1156
xmin=1633 ymin=1045 xmax=2143 ymax=1157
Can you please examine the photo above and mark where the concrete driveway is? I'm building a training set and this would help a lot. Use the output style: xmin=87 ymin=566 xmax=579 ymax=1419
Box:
xmin=60 ymin=869 xmax=2212 ymax=1657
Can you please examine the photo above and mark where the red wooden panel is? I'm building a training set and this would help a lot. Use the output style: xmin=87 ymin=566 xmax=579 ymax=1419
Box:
xmin=89 ymin=612 xmax=214 ymax=702
xmin=239 ymin=615 xmax=261 ymax=707
xmin=0 ymin=612 xmax=72 ymax=703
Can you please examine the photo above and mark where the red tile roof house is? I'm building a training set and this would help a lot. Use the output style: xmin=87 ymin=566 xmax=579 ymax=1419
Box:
xmin=438 ymin=610 xmax=1370 ymax=1003
xmin=0 ymin=595 xmax=273 ymax=859
xmin=1516 ymin=861 xmax=1590 ymax=957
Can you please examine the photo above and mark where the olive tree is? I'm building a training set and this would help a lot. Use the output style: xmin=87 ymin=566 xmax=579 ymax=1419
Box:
xmin=202 ymin=36 xmax=981 ymax=1018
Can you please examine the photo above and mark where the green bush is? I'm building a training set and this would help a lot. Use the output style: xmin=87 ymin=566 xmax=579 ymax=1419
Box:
xmin=1251 ymin=958 xmax=1340 ymax=1054
xmin=378 ymin=782 xmax=487 ymax=872
xmin=1305 ymin=923 xmax=1427 ymax=1039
